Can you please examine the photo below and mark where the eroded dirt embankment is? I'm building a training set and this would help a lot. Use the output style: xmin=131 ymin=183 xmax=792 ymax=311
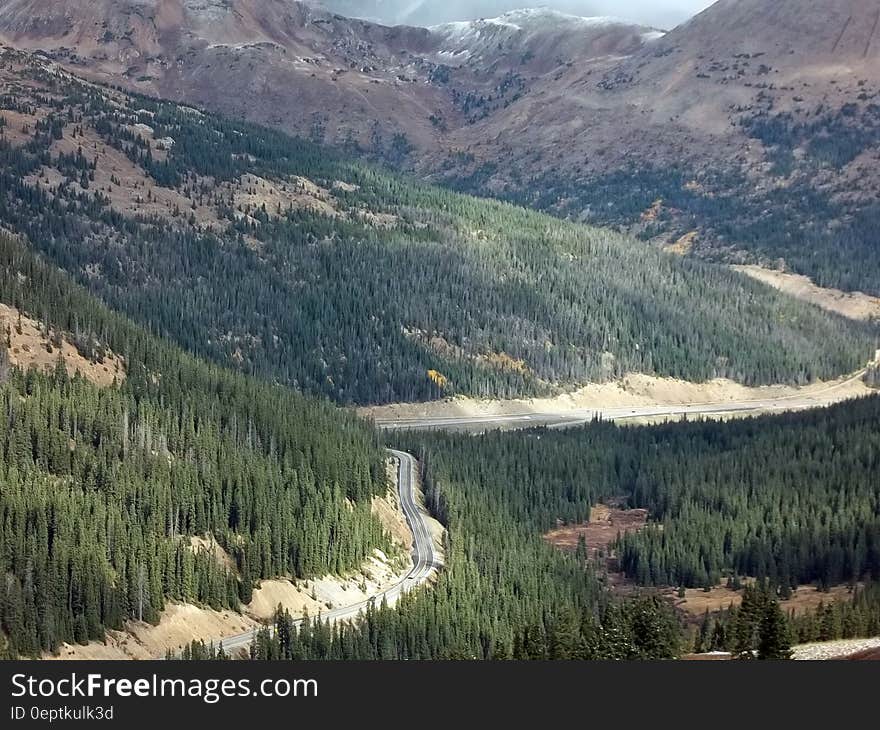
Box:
xmin=0 ymin=302 xmax=126 ymax=386
xmin=733 ymin=264 xmax=880 ymax=323
xmin=360 ymin=371 xmax=873 ymax=425
xmin=46 ymin=458 xmax=444 ymax=660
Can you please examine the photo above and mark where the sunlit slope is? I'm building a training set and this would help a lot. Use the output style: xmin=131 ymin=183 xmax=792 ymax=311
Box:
xmin=0 ymin=49 xmax=874 ymax=404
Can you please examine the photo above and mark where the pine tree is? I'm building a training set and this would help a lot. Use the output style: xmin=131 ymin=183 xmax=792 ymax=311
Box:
xmin=696 ymin=610 xmax=713 ymax=653
xmin=758 ymin=599 xmax=792 ymax=660
xmin=0 ymin=338 xmax=9 ymax=383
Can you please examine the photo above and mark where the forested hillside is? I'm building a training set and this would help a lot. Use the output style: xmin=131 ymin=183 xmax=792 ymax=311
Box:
xmin=0 ymin=232 xmax=390 ymax=657
xmin=693 ymin=582 xmax=880 ymax=657
xmin=244 ymin=436 xmax=683 ymax=661
xmin=0 ymin=49 xmax=874 ymax=405
xmin=403 ymin=398 xmax=880 ymax=591
xmin=4 ymin=2 xmax=880 ymax=300
xmin=485 ymin=161 xmax=880 ymax=299
xmin=230 ymin=396 xmax=880 ymax=661
xmin=169 ymin=394 xmax=880 ymax=661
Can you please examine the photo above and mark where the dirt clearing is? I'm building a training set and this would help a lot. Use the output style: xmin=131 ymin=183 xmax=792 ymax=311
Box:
xmin=361 ymin=371 xmax=872 ymax=425
xmin=48 ymin=604 xmax=259 ymax=661
xmin=0 ymin=302 xmax=125 ymax=386
xmin=733 ymin=264 xmax=880 ymax=322
xmin=544 ymin=505 xmax=648 ymax=562
xmin=672 ymin=583 xmax=857 ymax=618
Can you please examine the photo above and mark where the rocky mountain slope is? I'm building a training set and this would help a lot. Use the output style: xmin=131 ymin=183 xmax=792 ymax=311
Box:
xmin=0 ymin=1 xmax=656 ymax=156
xmin=1 ymin=1 xmax=879 ymax=294
xmin=0 ymin=47 xmax=872 ymax=406
xmin=436 ymin=0 xmax=880 ymax=294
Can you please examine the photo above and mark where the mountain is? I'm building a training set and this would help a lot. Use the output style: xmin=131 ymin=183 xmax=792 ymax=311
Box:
xmin=2 ymin=7 xmax=880 ymax=665
xmin=3 ymin=1 xmax=878 ymax=297
xmin=0 ymin=1 xmax=660 ymax=158
xmin=430 ymin=0 xmax=880 ymax=295
xmin=429 ymin=9 xmax=659 ymax=71
xmin=0 ymin=0 xmax=441 ymax=153
xmin=0 ymin=47 xmax=871 ymax=406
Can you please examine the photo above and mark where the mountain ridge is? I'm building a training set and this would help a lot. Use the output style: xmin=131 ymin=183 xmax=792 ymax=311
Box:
xmin=0 ymin=0 xmax=658 ymax=152
xmin=0 ymin=45 xmax=872 ymax=406
xmin=3 ymin=1 xmax=879 ymax=295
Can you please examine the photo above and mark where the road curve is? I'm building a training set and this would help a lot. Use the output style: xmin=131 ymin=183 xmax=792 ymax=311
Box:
xmin=185 ymin=450 xmax=436 ymax=657
xmin=374 ymin=370 xmax=871 ymax=433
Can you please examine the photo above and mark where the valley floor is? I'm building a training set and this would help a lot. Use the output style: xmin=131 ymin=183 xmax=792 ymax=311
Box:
xmin=544 ymin=504 xmax=877 ymax=660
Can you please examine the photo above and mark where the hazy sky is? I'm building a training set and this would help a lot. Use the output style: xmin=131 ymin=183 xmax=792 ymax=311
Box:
xmin=318 ymin=1 xmax=717 ymax=29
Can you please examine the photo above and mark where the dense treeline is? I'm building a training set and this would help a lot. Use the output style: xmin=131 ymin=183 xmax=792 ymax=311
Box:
xmin=616 ymin=401 xmax=880 ymax=590
xmin=403 ymin=396 xmax=880 ymax=591
xmin=0 ymin=53 xmax=873 ymax=405
xmin=242 ymin=594 xmax=680 ymax=660
xmin=0 ymin=233 xmax=390 ymax=656
xmin=184 ymin=440 xmax=683 ymax=660
xmin=451 ymin=110 xmax=880 ymax=297
xmin=694 ymin=582 xmax=880 ymax=657
xmin=201 ymin=395 xmax=880 ymax=661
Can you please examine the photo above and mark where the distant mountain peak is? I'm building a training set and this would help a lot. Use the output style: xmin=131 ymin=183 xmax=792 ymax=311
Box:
xmin=430 ymin=7 xmax=649 ymax=34
xmin=3 ymin=0 xmax=879 ymax=299
xmin=428 ymin=7 xmax=659 ymax=63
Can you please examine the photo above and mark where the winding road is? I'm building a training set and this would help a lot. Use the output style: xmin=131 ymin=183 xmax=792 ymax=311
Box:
xmin=178 ymin=368 xmax=874 ymax=656
xmin=373 ymin=369 xmax=872 ymax=433
xmin=196 ymin=450 xmax=436 ymax=657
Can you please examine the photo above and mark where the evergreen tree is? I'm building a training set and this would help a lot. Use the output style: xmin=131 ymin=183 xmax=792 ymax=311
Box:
xmin=758 ymin=600 xmax=792 ymax=660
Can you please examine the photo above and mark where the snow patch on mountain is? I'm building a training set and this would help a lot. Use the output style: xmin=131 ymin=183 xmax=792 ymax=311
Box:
xmin=430 ymin=8 xmax=662 ymax=58
xmin=431 ymin=8 xmax=626 ymax=39
xmin=428 ymin=8 xmax=663 ymax=61
xmin=641 ymin=30 xmax=665 ymax=42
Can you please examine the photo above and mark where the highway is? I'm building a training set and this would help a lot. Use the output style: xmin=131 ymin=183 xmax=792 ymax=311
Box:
xmin=174 ymin=370 xmax=872 ymax=656
xmin=373 ymin=370 xmax=871 ymax=433
xmin=191 ymin=449 xmax=436 ymax=657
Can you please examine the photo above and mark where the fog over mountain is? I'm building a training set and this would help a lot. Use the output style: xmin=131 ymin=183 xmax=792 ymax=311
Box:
xmin=314 ymin=0 xmax=714 ymax=29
